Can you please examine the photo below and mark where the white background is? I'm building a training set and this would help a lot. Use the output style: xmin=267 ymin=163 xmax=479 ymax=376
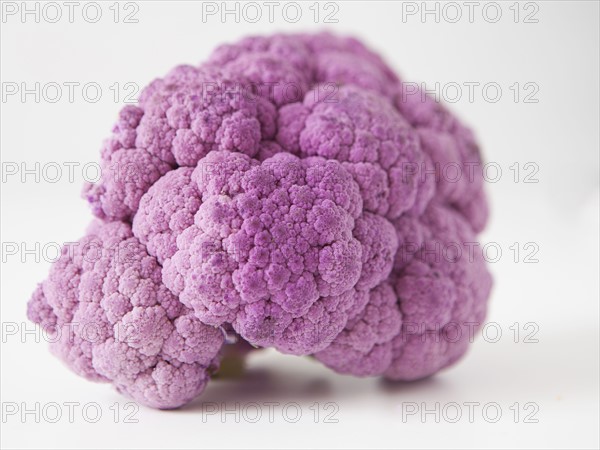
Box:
xmin=1 ymin=1 xmax=599 ymax=448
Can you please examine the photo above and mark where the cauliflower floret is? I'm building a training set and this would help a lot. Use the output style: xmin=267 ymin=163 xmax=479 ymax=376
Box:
xmin=160 ymin=152 xmax=365 ymax=354
xmin=277 ymin=85 xmax=435 ymax=219
xmin=316 ymin=203 xmax=491 ymax=378
xmin=27 ymin=221 xmax=224 ymax=409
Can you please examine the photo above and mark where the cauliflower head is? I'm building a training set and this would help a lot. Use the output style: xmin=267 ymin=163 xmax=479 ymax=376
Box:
xmin=28 ymin=33 xmax=492 ymax=409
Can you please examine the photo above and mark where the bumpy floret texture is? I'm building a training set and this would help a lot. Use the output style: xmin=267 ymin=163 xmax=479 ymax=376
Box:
xmin=29 ymin=33 xmax=492 ymax=408
xmin=27 ymin=221 xmax=224 ymax=409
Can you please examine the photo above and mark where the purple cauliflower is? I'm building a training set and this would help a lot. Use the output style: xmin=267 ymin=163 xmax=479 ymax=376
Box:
xmin=28 ymin=32 xmax=492 ymax=409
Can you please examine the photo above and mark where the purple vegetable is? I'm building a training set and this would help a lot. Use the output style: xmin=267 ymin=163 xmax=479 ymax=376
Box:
xmin=28 ymin=32 xmax=492 ymax=409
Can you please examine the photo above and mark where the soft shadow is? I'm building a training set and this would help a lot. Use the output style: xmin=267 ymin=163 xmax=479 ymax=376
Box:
xmin=181 ymin=366 xmax=333 ymax=412
xmin=379 ymin=374 xmax=445 ymax=393
xmin=177 ymin=358 xmax=452 ymax=413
